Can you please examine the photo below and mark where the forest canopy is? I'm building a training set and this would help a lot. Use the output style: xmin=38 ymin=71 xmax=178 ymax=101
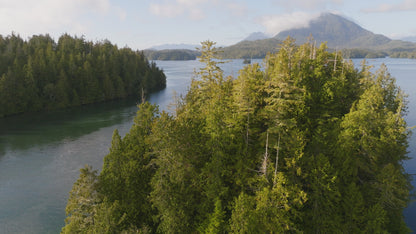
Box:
xmin=0 ymin=34 xmax=166 ymax=117
xmin=63 ymin=38 xmax=412 ymax=233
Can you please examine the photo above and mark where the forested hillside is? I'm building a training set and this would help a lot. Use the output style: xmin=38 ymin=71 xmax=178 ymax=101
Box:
xmin=221 ymin=13 xmax=416 ymax=59
xmin=143 ymin=49 xmax=200 ymax=60
xmin=221 ymin=38 xmax=281 ymax=59
xmin=63 ymin=39 xmax=412 ymax=233
xmin=275 ymin=13 xmax=391 ymax=49
xmin=274 ymin=13 xmax=416 ymax=59
xmin=0 ymin=34 xmax=166 ymax=117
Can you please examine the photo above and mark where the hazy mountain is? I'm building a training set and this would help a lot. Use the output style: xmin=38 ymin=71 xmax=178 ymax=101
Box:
xmin=242 ymin=32 xmax=270 ymax=41
xmin=400 ymin=36 xmax=416 ymax=43
xmin=145 ymin=13 xmax=416 ymax=60
xmin=274 ymin=13 xmax=392 ymax=49
xmin=148 ymin=43 xmax=200 ymax=51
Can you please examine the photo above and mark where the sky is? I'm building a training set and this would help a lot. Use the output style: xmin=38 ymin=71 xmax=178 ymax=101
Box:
xmin=1 ymin=0 xmax=416 ymax=50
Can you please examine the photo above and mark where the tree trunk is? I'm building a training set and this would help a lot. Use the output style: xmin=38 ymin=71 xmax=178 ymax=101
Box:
xmin=273 ymin=132 xmax=281 ymax=186
xmin=261 ymin=130 xmax=269 ymax=176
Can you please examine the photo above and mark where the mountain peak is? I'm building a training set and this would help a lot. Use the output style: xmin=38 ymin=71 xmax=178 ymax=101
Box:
xmin=275 ymin=12 xmax=391 ymax=48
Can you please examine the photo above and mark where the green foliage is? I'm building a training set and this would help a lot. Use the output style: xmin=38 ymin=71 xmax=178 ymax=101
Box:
xmin=63 ymin=38 xmax=412 ymax=233
xmin=230 ymin=173 xmax=307 ymax=233
xmin=336 ymin=63 xmax=411 ymax=233
xmin=0 ymin=33 xmax=166 ymax=117
xmin=98 ymin=102 xmax=159 ymax=231
xmin=62 ymin=165 xmax=99 ymax=234
xmin=203 ymin=199 xmax=227 ymax=234
xmin=342 ymin=48 xmax=388 ymax=59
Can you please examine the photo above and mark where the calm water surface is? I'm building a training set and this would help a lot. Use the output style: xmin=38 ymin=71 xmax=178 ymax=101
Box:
xmin=0 ymin=58 xmax=414 ymax=233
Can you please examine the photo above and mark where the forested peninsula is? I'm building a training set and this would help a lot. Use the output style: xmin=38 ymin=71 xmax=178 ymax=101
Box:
xmin=143 ymin=49 xmax=200 ymax=61
xmin=0 ymin=34 xmax=166 ymax=117
xmin=63 ymin=39 xmax=412 ymax=233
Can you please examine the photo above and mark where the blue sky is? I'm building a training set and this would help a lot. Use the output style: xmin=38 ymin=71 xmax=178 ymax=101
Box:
xmin=1 ymin=0 xmax=416 ymax=49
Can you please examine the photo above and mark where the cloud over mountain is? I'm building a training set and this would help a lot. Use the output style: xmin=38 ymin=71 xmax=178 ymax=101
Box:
xmin=259 ymin=12 xmax=319 ymax=36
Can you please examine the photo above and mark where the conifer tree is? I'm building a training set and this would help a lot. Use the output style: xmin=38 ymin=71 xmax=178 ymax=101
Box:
xmin=62 ymin=165 xmax=99 ymax=234
xmin=337 ymin=64 xmax=411 ymax=233
xmin=98 ymin=102 xmax=159 ymax=231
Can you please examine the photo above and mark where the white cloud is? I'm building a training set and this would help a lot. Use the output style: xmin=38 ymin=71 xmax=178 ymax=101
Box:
xmin=149 ymin=0 xmax=246 ymax=20
xmin=177 ymin=0 xmax=209 ymax=6
xmin=363 ymin=0 xmax=416 ymax=13
xmin=116 ymin=7 xmax=127 ymax=21
xmin=270 ymin=0 xmax=343 ymax=10
xmin=149 ymin=3 xmax=184 ymax=18
xmin=0 ymin=0 xmax=125 ymax=37
xmin=226 ymin=2 xmax=247 ymax=16
xmin=83 ymin=0 xmax=111 ymax=14
xmin=188 ymin=7 xmax=205 ymax=20
xmin=259 ymin=12 xmax=319 ymax=36
xmin=149 ymin=0 xmax=208 ymax=20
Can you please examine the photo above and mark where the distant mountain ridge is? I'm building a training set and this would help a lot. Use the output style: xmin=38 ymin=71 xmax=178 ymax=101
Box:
xmin=274 ymin=13 xmax=391 ymax=49
xmin=243 ymin=32 xmax=270 ymax=41
xmin=143 ymin=13 xmax=416 ymax=60
xmin=221 ymin=12 xmax=416 ymax=59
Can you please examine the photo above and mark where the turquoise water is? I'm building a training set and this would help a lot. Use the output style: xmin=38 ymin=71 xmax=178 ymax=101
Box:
xmin=0 ymin=58 xmax=414 ymax=233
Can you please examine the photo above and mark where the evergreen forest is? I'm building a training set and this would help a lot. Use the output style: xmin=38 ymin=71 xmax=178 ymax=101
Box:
xmin=143 ymin=49 xmax=200 ymax=61
xmin=0 ymin=34 xmax=166 ymax=117
xmin=62 ymin=38 xmax=412 ymax=233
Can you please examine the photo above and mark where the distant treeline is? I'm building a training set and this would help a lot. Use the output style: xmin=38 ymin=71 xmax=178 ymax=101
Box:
xmin=143 ymin=49 xmax=200 ymax=60
xmin=220 ymin=38 xmax=281 ymax=59
xmin=143 ymin=46 xmax=395 ymax=61
xmin=222 ymin=40 xmax=416 ymax=59
xmin=0 ymin=34 xmax=166 ymax=117
xmin=389 ymin=51 xmax=416 ymax=59
xmin=342 ymin=49 xmax=389 ymax=59
xmin=142 ymin=44 xmax=416 ymax=61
